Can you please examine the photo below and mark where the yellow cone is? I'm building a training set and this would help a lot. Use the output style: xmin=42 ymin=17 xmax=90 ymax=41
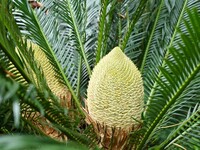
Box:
xmin=87 ymin=47 xmax=144 ymax=130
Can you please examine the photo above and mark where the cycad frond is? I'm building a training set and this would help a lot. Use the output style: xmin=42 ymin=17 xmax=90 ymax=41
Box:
xmin=54 ymin=0 xmax=91 ymax=75
xmin=122 ymin=0 xmax=156 ymax=65
xmin=142 ymin=0 xmax=198 ymax=111
xmin=144 ymin=0 xmax=200 ymax=124
xmin=0 ymin=48 xmax=26 ymax=84
xmin=158 ymin=104 xmax=200 ymax=149
xmin=0 ymin=135 xmax=88 ymax=150
xmin=121 ymin=0 xmax=147 ymax=51
xmin=0 ymin=1 xmax=97 ymax=145
xmin=13 ymin=0 xmax=82 ymax=112
xmin=0 ymin=1 xmax=31 ymax=84
xmin=1 ymin=0 xmax=200 ymax=149
xmin=95 ymin=0 xmax=110 ymax=63
xmin=138 ymin=8 xmax=200 ymax=149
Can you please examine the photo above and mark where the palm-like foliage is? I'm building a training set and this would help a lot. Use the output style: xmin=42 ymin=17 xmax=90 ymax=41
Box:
xmin=0 ymin=0 xmax=200 ymax=149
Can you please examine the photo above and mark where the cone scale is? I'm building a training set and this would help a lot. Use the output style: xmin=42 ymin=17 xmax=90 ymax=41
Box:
xmin=86 ymin=47 xmax=144 ymax=149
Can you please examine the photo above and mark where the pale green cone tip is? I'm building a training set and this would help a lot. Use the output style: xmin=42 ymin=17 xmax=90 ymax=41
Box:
xmin=87 ymin=47 xmax=144 ymax=129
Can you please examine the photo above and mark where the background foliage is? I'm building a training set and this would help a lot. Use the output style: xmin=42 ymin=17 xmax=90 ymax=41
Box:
xmin=0 ymin=0 xmax=200 ymax=149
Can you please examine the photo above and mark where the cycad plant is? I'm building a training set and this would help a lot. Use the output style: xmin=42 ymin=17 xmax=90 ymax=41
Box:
xmin=0 ymin=0 xmax=200 ymax=149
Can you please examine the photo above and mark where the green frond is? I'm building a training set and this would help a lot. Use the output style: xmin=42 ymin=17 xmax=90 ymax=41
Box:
xmin=0 ymin=72 xmax=92 ymax=145
xmin=91 ymin=0 xmax=149 ymax=66
xmin=95 ymin=0 xmax=110 ymax=64
xmin=0 ymin=77 xmax=20 ymax=127
xmin=100 ymin=0 xmax=119 ymax=57
xmin=0 ymin=135 xmax=88 ymax=150
xmin=92 ymin=0 xmax=149 ymax=65
xmin=0 ymin=73 xmax=46 ymax=130
xmin=0 ymin=48 xmax=26 ymax=85
xmin=84 ymin=0 xmax=99 ymax=62
xmin=0 ymin=1 xmax=31 ymax=83
xmin=77 ymin=1 xmax=101 ymax=94
xmin=49 ymin=0 xmax=101 ymax=97
xmin=1 ymin=0 xmax=200 ymax=149
xmin=157 ymin=104 xmax=200 ymax=149
xmin=143 ymin=0 xmax=200 ymax=111
xmin=121 ymin=0 xmax=147 ymax=51
xmin=13 ymin=0 xmax=83 ymax=113
xmin=138 ymin=7 xmax=200 ymax=149
xmin=124 ymin=29 xmax=146 ymax=65
xmin=121 ymin=0 xmax=155 ymax=65
xmin=53 ymin=0 xmax=91 ymax=75
xmin=0 ymin=1 xmax=95 ymax=145
xmin=142 ymin=0 xmax=198 ymax=107
xmin=144 ymin=0 xmax=200 ymax=122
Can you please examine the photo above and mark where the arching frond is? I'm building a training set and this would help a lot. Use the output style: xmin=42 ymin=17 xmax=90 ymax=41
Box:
xmin=1 ymin=0 xmax=200 ymax=149
xmin=95 ymin=0 xmax=111 ymax=63
xmin=138 ymin=7 xmax=200 ymax=149
xmin=141 ymin=0 xmax=199 ymax=106
xmin=121 ymin=0 xmax=147 ymax=51
xmin=158 ymin=104 xmax=200 ymax=149
xmin=0 ymin=1 xmax=32 ymax=84
xmin=13 ymin=0 xmax=83 ymax=112
xmin=0 ymin=135 xmax=88 ymax=150
xmin=0 ymin=1 xmax=99 ymax=146
xmin=53 ymin=0 xmax=91 ymax=75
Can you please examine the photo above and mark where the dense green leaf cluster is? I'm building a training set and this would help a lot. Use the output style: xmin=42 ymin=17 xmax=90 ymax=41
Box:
xmin=0 ymin=0 xmax=199 ymax=149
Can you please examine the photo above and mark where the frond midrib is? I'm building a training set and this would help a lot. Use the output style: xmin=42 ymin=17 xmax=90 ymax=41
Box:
xmin=95 ymin=0 xmax=109 ymax=64
xmin=159 ymin=109 xmax=200 ymax=149
xmin=121 ymin=0 xmax=147 ymax=51
xmin=143 ymin=0 xmax=189 ymax=113
xmin=66 ymin=0 xmax=91 ymax=76
xmin=29 ymin=8 xmax=83 ymax=115
xmin=137 ymin=63 xmax=200 ymax=149
xmin=139 ymin=0 xmax=164 ymax=72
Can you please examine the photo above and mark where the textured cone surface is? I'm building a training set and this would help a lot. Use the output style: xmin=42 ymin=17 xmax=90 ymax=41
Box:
xmin=30 ymin=42 xmax=71 ymax=108
xmin=87 ymin=47 xmax=143 ymax=130
xmin=23 ymin=42 xmax=70 ymax=140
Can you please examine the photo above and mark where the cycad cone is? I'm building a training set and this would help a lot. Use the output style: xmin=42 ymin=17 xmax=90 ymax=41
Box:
xmin=87 ymin=47 xmax=144 ymax=130
xmin=28 ymin=42 xmax=71 ymax=108
xmin=23 ymin=41 xmax=70 ymax=140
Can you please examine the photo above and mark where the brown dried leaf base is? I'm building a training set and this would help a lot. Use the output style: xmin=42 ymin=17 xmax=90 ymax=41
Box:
xmin=22 ymin=89 xmax=71 ymax=141
xmin=83 ymin=100 xmax=141 ymax=150
xmin=23 ymin=111 xmax=68 ymax=141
